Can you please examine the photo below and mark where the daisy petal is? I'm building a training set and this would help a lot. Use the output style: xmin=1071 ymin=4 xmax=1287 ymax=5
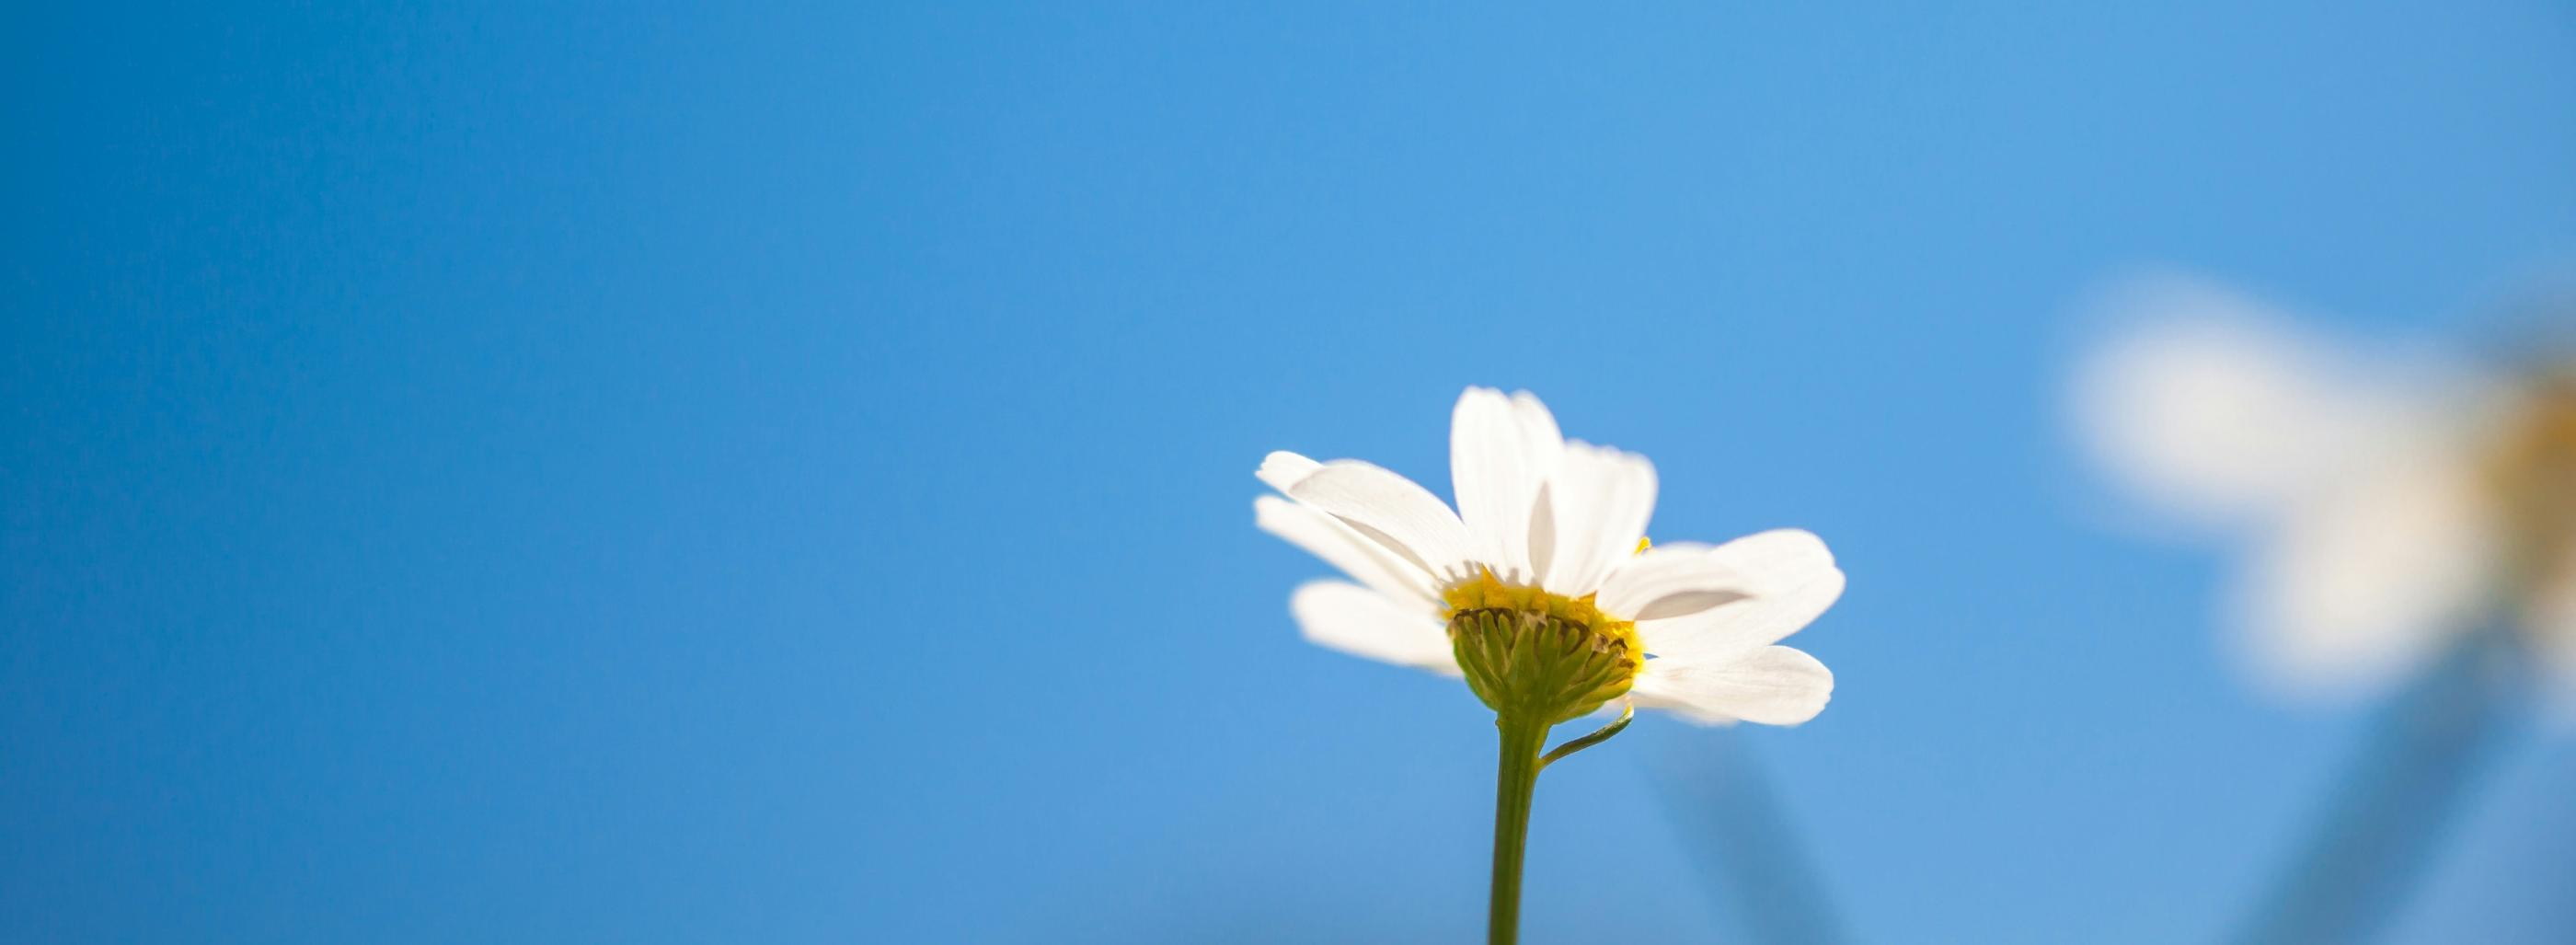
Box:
xmin=1511 ymin=392 xmax=1569 ymax=580
xmin=2244 ymin=445 xmax=2494 ymax=694
xmin=1593 ymin=541 xmax=1722 ymax=619
xmin=1631 ymin=530 xmax=1844 ymax=665
xmin=1286 ymin=460 xmax=1478 ymax=583
xmin=1290 ymin=580 xmax=1460 ymax=675
xmin=1256 ymin=496 xmax=1442 ymax=606
xmin=1510 ymin=391 xmax=1563 ymax=453
xmin=1540 ymin=442 xmax=1656 ymax=596
xmin=1632 ymin=645 xmax=1834 ymax=726
xmin=2074 ymin=280 xmax=2450 ymax=527
xmin=1452 ymin=387 xmax=1558 ymax=581
xmin=1258 ymin=450 xmax=1325 ymax=493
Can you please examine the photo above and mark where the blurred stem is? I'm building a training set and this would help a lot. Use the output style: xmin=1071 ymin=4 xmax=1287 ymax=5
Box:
xmin=2230 ymin=627 xmax=2524 ymax=945
xmin=1648 ymin=730 xmax=1849 ymax=945
xmin=1487 ymin=714 xmax=1548 ymax=945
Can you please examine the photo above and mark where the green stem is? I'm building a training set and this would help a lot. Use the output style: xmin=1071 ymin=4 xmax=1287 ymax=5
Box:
xmin=1488 ymin=714 xmax=1550 ymax=945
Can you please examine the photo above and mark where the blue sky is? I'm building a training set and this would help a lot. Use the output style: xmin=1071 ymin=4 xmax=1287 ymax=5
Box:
xmin=8 ymin=3 xmax=2576 ymax=942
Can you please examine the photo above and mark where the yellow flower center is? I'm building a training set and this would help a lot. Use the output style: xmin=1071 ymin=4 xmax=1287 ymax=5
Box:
xmin=2486 ymin=372 xmax=2576 ymax=586
xmin=1440 ymin=570 xmax=1644 ymax=654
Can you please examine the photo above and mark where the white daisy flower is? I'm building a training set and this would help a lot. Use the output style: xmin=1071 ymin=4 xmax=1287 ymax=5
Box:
xmin=1255 ymin=387 xmax=1843 ymax=726
xmin=2075 ymin=274 xmax=2576 ymax=698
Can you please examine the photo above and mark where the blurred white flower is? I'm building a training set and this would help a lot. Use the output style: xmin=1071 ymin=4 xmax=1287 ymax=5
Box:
xmin=2075 ymin=274 xmax=2576 ymax=698
xmin=1256 ymin=387 xmax=1844 ymax=725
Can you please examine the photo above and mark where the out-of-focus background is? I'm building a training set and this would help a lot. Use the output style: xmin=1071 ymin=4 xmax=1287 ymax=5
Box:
xmin=9 ymin=3 xmax=2574 ymax=943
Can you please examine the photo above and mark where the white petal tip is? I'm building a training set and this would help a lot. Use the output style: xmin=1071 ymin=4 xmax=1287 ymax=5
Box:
xmin=1638 ymin=647 xmax=1834 ymax=727
xmin=1258 ymin=451 xmax=1323 ymax=492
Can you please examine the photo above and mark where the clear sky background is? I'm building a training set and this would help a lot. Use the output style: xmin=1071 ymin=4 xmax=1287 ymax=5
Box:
xmin=10 ymin=3 xmax=2576 ymax=942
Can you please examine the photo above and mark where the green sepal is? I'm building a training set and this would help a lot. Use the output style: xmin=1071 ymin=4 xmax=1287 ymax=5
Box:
xmin=1447 ymin=607 xmax=1639 ymax=726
